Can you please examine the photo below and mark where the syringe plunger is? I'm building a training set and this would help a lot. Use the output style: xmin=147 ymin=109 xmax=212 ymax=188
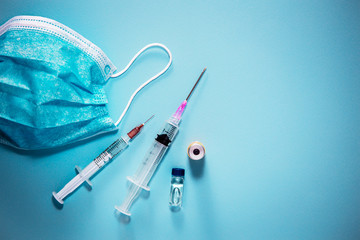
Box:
xmin=52 ymin=137 xmax=128 ymax=204
xmin=52 ymin=115 xmax=153 ymax=205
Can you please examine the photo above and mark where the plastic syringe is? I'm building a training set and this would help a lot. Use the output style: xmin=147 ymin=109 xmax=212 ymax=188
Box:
xmin=52 ymin=115 xmax=154 ymax=205
xmin=115 ymin=68 xmax=206 ymax=216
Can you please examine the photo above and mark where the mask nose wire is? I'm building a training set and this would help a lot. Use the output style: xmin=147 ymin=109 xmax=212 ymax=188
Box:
xmin=109 ymin=43 xmax=172 ymax=127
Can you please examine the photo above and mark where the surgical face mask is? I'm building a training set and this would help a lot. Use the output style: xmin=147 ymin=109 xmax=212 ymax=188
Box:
xmin=0 ymin=16 xmax=172 ymax=150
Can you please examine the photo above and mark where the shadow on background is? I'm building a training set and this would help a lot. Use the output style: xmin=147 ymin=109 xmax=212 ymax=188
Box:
xmin=189 ymin=157 xmax=205 ymax=178
xmin=170 ymin=205 xmax=181 ymax=212
xmin=114 ymin=209 xmax=131 ymax=224
xmin=51 ymin=195 xmax=64 ymax=210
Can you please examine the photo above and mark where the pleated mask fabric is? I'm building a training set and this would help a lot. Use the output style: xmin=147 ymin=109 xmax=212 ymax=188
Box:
xmin=0 ymin=16 xmax=118 ymax=150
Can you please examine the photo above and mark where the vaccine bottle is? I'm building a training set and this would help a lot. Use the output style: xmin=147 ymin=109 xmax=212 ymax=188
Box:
xmin=169 ymin=168 xmax=185 ymax=208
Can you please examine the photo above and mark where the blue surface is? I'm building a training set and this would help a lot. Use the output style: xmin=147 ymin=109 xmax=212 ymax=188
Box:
xmin=1 ymin=1 xmax=360 ymax=239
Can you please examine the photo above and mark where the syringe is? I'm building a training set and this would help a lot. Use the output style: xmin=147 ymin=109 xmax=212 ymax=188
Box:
xmin=52 ymin=115 xmax=154 ymax=205
xmin=115 ymin=68 xmax=206 ymax=216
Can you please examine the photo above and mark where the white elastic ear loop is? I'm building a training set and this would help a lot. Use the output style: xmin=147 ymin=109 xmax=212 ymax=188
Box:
xmin=110 ymin=43 xmax=172 ymax=127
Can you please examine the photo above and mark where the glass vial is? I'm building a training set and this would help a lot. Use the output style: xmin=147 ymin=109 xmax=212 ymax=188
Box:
xmin=169 ymin=168 xmax=185 ymax=209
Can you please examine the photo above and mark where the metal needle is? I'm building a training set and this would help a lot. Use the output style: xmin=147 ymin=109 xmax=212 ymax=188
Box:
xmin=186 ymin=68 xmax=207 ymax=101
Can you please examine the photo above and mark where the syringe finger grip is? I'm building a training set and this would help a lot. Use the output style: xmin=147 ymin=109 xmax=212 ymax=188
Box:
xmin=75 ymin=165 xmax=92 ymax=187
xmin=127 ymin=176 xmax=150 ymax=191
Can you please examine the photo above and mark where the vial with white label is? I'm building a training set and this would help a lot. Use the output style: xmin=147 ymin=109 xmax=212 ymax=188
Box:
xmin=169 ymin=168 xmax=185 ymax=209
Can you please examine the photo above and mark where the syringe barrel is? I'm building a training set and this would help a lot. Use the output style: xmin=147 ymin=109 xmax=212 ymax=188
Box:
xmin=116 ymin=120 xmax=179 ymax=214
xmin=105 ymin=136 xmax=130 ymax=158
xmin=130 ymin=141 xmax=168 ymax=189
xmin=131 ymin=120 xmax=178 ymax=189
xmin=161 ymin=119 xmax=179 ymax=142
xmin=94 ymin=136 xmax=130 ymax=168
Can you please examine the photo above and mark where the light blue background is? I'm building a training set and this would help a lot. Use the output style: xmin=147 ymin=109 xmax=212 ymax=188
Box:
xmin=1 ymin=1 xmax=360 ymax=239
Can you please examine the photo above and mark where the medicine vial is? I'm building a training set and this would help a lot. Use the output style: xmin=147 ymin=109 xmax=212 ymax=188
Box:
xmin=187 ymin=141 xmax=205 ymax=160
xmin=169 ymin=168 xmax=185 ymax=208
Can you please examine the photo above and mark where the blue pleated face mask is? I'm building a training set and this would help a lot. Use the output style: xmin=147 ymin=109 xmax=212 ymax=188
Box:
xmin=0 ymin=16 xmax=172 ymax=150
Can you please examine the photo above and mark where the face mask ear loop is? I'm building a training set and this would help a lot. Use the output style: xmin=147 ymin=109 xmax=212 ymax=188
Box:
xmin=110 ymin=43 xmax=172 ymax=127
